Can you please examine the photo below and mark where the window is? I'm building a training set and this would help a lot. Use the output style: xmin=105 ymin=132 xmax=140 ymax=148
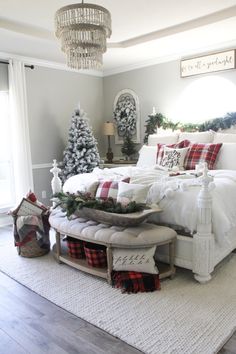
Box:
xmin=0 ymin=92 xmax=15 ymax=211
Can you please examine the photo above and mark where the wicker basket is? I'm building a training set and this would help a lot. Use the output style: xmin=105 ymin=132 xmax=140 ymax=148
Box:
xmin=17 ymin=235 xmax=50 ymax=258
xmin=84 ymin=243 xmax=107 ymax=268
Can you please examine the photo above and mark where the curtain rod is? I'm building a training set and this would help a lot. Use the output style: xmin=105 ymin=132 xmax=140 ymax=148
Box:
xmin=0 ymin=60 xmax=34 ymax=69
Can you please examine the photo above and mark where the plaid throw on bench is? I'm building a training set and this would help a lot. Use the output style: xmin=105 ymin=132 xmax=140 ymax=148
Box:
xmin=112 ymin=271 xmax=161 ymax=293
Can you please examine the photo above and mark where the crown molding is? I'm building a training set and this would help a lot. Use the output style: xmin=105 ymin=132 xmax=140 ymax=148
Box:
xmin=0 ymin=52 xmax=103 ymax=77
xmin=103 ymin=39 xmax=236 ymax=77
xmin=2 ymin=37 xmax=236 ymax=79
xmin=107 ymin=5 xmax=236 ymax=49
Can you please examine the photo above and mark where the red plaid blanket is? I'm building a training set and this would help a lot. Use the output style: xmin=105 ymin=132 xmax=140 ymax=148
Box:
xmin=112 ymin=271 xmax=161 ymax=294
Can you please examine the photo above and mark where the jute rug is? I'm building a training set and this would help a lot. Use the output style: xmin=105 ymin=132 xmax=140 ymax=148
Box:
xmin=0 ymin=230 xmax=236 ymax=354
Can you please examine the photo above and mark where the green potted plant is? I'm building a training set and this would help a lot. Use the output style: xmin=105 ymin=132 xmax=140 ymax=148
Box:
xmin=121 ymin=133 xmax=137 ymax=160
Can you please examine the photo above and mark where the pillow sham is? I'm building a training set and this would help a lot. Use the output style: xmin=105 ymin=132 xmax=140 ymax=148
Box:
xmin=156 ymin=139 xmax=190 ymax=165
xmin=112 ymin=246 xmax=158 ymax=274
xmin=96 ymin=178 xmax=130 ymax=200
xmin=136 ymin=145 xmax=157 ymax=168
xmin=178 ymin=131 xmax=214 ymax=143
xmin=214 ymin=143 xmax=236 ymax=170
xmin=117 ymin=181 xmax=151 ymax=206
xmin=148 ymin=133 xmax=179 ymax=146
xmin=213 ymin=132 xmax=236 ymax=143
xmin=184 ymin=143 xmax=222 ymax=170
xmin=160 ymin=146 xmax=189 ymax=170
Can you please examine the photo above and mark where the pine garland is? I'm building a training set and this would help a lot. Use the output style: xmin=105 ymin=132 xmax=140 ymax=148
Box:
xmin=144 ymin=111 xmax=236 ymax=143
xmin=144 ymin=113 xmax=166 ymax=144
xmin=54 ymin=191 xmax=144 ymax=217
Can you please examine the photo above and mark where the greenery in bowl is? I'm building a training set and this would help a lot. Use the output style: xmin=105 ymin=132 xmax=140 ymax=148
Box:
xmin=54 ymin=191 xmax=144 ymax=218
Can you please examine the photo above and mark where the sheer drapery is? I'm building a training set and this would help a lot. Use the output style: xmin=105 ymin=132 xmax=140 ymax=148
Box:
xmin=9 ymin=59 xmax=33 ymax=203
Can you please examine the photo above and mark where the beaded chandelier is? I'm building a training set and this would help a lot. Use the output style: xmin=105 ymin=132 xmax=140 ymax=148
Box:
xmin=55 ymin=1 xmax=112 ymax=70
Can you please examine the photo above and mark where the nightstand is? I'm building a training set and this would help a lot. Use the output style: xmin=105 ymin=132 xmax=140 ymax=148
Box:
xmin=100 ymin=160 xmax=137 ymax=168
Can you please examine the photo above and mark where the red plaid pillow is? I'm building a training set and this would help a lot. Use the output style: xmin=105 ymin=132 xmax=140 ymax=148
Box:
xmin=96 ymin=178 xmax=130 ymax=200
xmin=156 ymin=139 xmax=190 ymax=165
xmin=184 ymin=143 xmax=222 ymax=170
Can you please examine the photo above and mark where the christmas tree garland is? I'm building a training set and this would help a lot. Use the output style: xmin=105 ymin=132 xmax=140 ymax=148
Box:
xmin=144 ymin=112 xmax=236 ymax=144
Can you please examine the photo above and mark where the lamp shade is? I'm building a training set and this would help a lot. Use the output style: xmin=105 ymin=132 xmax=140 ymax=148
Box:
xmin=103 ymin=122 xmax=115 ymax=136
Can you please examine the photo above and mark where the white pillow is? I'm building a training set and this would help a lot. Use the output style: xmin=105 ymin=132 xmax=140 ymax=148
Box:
xmin=117 ymin=181 xmax=151 ymax=205
xmin=178 ymin=131 xmax=214 ymax=143
xmin=63 ymin=175 xmax=99 ymax=195
xmin=215 ymin=143 xmax=236 ymax=170
xmin=160 ymin=146 xmax=189 ymax=170
xmin=136 ymin=145 xmax=157 ymax=168
xmin=213 ymin=132 xmax=236 ymax=143
xmin=148 ymin=133 xmax=179 ymax=146
xmin=112 ymin=246 xmax=159 ymax=274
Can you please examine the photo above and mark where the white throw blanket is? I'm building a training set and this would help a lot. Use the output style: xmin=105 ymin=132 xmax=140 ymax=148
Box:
xmin=62 ymin=167 xmax=236 ymax=246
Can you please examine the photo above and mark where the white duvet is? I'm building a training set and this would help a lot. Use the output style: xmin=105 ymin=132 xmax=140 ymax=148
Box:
xmin=63 ymin=167 xmax=236 ymax=247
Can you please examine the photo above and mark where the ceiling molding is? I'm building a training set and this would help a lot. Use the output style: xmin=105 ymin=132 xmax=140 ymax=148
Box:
xmin=0 ymin=17 xmax=53 ymax=40
xmin=107 ymin=5 xmax=236 ymax=48
xmin=1 ymin=37 xmax=236 ymax=79
xmin=103 ymin=39 xmax=236 ymax=77
xmin=0 ymin=51 xmax=103 ymax=77
xmin=1 ymin=6 xmax=236 ymax=49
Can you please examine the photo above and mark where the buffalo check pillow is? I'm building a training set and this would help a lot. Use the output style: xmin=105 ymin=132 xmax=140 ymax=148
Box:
xmin=156 ymin=139 xmax=190 ymax=165
xmin=184 ymin=143 xmax=222 ymax=170
xmin=96 ymin=178 xmax=130 ymax=200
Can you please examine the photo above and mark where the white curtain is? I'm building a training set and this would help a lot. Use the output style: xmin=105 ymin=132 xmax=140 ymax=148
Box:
xmin=8 ymin=59 xmax=33 ymax=203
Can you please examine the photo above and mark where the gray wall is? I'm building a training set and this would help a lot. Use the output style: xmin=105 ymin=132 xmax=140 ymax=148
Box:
xmin=25 ymin=66 xmax=104 ymax=205
xmin=103 ymin=60 xmax=236 ymax=157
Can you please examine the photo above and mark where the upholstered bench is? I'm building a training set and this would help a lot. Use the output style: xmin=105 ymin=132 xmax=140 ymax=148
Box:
xmin=49 ymin=208 xmax=177 ymax=283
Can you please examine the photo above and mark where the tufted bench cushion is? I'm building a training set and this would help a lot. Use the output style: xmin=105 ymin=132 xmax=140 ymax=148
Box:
xmin=49 ymin=208 xmax=177 ymax=248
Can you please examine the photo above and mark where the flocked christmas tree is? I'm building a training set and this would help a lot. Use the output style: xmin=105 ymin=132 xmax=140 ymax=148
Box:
xmin=61 ymin=105 xmax=101 ymax=182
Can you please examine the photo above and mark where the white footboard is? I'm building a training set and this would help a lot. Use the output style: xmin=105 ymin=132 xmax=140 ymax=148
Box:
xmin=193 ymin=164 xmax=215 ymax=283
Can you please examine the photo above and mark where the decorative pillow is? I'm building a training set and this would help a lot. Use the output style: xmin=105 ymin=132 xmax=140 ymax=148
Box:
xmin=96 ymin=178 xmax=130 ymax=200
xmin=160 ymin=146 xmax=189 ymax=170
xmin=148 ymin=133 xmax=179 ymax=146
xmin=112 ymin=246 xmax=159 ymax=274
xmin=136 ymin=145 xmax=157 ymax=168
xmin=117 ymin=182 xmax=151 ymax=206
xmin=178 ymin=131 xmax=214 ymax=143
xmin=156 ymin=139 xmax=190 ymax=165
xmin=184 ymin=143 xmax=222 ymax=170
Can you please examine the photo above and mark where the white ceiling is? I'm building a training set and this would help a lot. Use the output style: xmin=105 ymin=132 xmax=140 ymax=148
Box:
xmin=1 ymin=0 xmax=236 ymax=76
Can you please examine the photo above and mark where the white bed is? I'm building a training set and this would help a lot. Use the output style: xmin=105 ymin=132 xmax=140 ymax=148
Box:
xmin=50 ymin=130 xmax=236 ymax=283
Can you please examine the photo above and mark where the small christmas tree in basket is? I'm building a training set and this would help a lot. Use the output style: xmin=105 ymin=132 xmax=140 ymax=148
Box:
xmin=61 ymin=105 xmax=101 ymax=182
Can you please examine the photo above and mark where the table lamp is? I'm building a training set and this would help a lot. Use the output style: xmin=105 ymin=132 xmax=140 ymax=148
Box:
xmin=103 ymin=121 xmax=115 ymax=163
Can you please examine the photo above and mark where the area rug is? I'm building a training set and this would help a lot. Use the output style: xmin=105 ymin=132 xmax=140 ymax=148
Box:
xmin=0 ymin=230 xmax=236 ymax=354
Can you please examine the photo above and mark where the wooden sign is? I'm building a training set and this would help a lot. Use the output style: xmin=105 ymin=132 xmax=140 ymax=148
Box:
xmin=181 ymin=50 xmax=235 ymax=77
xmin=15 ymin=198 xmax=45 ymax=216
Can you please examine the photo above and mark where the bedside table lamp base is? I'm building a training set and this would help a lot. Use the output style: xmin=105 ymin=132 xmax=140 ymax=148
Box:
xmin=103 ymin=122 xmax=115 ymax=163
xmin=106 ymin=144 xmax=113 ymax=163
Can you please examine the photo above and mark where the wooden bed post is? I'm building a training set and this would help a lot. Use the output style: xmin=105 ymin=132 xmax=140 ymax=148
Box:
xmin=193 ymin=163 xmax=215 ymax=283
xmin=50 ymin=160 xmax=62 ymax=203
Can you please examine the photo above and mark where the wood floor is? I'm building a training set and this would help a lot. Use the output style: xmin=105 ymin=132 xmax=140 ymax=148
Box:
xmin=0 ymin=226 xmax=236 ymax=354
